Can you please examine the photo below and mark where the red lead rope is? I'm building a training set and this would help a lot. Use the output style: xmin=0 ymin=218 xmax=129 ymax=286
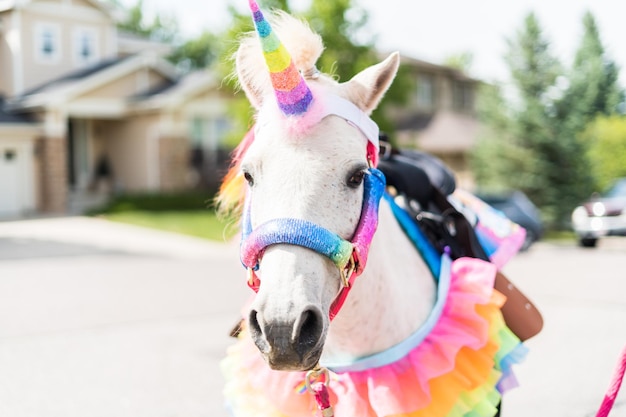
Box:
xmin=305 ymin=367 xmax=334 ymax=417
xmin=311 ymin=382 xmax=334 ymax=417
xmin=596 ymin=346 xmax=626 ymax=417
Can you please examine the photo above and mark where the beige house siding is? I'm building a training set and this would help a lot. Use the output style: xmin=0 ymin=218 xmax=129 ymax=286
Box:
xmin=86 ymin=68 xmax=170 ymax=99
xmin=159 ymin=135 xmax=188 ymax=191
xmin=11 ymin=1 xmax=114 ymax=95
xmin=0 ymin=10 xmax=19 ymax=96
xmin=95 ymin=112 xmax=199 ymax=194
xmin=72 ymin=0 xmax=99 ymax=9
xmin=102 ymin=116 xmax=157 ymax=192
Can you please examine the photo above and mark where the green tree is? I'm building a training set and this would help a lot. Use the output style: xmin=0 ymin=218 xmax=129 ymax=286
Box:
xmin=109 ymin=0 xmax=221 ymax=71
xmin=473 ymin=13 xmax=565 ymax=226
xmin=443 ymin=52 xmax=474 ymax=73
xmin=472 ymin=83 xmax=540 ymax=193
xmin=550 ymin=11 xmax=624 ymax=221
xmin=473 ymin=12 xmax=624 ymax=229
xmin=303 ymin=0 xmax=377 ymax=81
xmin=115 ymin=0 xmax=179 ymax=43
xmin=557 ymin=11 xmax=624 ymax=130
xmin=168 ymin=31 xmax=220 ymax=72
xmin=581 ymin=116 xmax=626 ymax=190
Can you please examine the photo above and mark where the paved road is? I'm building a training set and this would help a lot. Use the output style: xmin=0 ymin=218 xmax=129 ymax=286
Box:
xmin=502 ymin=237 xmax=626 ymax=417
xmin=0 ymin=217 xmax=625 ymax=417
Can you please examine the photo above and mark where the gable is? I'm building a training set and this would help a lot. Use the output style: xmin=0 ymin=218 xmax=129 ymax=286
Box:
xmin=77 ymin=67 xmax=174 ymax=100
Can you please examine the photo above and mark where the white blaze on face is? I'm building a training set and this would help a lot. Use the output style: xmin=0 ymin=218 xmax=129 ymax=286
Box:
xmin=241 ymin=115 xmax=368 ymax=369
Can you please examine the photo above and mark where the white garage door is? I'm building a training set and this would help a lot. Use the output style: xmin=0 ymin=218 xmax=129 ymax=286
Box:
xmin=0 ymin=143 xmax=35 ymax=218
xmin=0 ymin=147 xmax=21 ymax=216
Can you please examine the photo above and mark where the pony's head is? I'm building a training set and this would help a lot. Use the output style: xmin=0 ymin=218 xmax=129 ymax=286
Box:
xmin=221 ymin=0 xmax=399 ymax=371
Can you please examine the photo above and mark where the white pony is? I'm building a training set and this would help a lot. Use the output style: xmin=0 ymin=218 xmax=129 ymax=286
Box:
xmin=220 ymin=1 xmax=529 ymax=416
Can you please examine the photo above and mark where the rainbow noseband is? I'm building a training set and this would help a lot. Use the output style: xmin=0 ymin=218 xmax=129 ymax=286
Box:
xmin=240 ymin=168 xmax=386 ymax=319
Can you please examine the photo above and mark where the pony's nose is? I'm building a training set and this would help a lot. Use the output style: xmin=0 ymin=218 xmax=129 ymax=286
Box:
xmin=248 ymin=306 xmax=325 ymax=370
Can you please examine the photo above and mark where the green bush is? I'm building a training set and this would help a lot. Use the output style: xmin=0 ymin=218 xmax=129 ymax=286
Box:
xmin=89 ymin=191 xmax=215 ymax=214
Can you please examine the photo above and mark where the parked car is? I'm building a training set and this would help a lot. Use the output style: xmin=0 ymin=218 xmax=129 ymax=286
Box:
xmin=475 ymin=190 xmax=544 ymax=251
xmin=571 ymin=178 xmax=626 ymax=247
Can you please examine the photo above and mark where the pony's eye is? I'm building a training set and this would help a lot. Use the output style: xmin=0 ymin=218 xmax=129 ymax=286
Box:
xmin=243 ymin=171 xmax=254 ymax=186
xmin=347 ymin=170 xmax=366 ymax=188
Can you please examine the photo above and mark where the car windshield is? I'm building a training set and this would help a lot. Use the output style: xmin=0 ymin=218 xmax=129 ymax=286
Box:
xmin=604 ymin=179 xmax=626 ymax=199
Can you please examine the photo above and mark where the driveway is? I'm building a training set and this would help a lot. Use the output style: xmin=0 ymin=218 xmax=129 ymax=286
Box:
xmin=0 ymin=217 xmax=625 ymax=416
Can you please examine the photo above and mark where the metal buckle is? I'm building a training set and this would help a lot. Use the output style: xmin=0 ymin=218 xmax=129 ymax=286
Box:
xmin=247 ymin=267 xmax=260 ymax=291
xmin=379 ymin=140 xmax=392 ymax=160
xmin=339 ymin=252 xmax=357 ymax=288
xmin=304 ymin=365 xmax=330 ymax=393
xmin=247 ymin=267 xmax=255 ymax=287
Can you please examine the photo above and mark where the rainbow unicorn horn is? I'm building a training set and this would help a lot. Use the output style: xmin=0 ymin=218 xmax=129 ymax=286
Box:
xmin=248 ymin=0 xmax=314 ymax=116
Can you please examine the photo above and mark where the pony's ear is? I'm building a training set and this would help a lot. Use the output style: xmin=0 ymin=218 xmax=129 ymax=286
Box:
xmin=235 ymin=38 xmax=271 ymax=110
xmin=343 ymin=52 xmax=400 ymax=115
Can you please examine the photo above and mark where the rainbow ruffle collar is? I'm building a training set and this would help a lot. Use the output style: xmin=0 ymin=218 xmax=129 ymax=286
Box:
xmin=221 ymin=252 xmax=526 ymax=417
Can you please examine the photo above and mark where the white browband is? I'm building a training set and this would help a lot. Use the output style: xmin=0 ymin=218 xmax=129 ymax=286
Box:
xmin=322 ymin=94 xmax=380 ymax=152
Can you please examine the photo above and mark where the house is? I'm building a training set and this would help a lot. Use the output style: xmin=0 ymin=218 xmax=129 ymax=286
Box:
xmin=0 ymin=0 xmax=233 ymax=218
xmin=0 ymin=0 xmax=483 ymax=219
xmin=388 ymin=55 xmax=483 ymax=189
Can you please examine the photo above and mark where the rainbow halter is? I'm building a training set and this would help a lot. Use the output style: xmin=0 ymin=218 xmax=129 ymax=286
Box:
xmin=240 ymin=160 xmax=385 ymax=320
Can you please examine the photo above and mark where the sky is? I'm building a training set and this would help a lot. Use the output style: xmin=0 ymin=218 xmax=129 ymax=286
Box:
xmin=123 ymin=0 xmax=626 ymax=85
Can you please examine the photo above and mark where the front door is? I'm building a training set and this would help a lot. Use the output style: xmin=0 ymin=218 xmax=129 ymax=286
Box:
xmin=68 ymin=119 xmax=91 ymax=190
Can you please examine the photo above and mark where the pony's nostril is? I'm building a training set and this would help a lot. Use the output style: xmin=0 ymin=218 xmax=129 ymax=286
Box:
xmin=293 ymin=307 xmax=324 ymax=356
xmin=249 ymin=310 xmax=264 ymax=340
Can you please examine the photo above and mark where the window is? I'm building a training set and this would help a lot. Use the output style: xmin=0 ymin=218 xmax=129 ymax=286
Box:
xmin=190 ymin=116 xmax=231 ymax=150
xmin=453 ymin=81 xmax=474 ymax=112
xmin=416 ymin=74 xmax=435 ymax=109
xmin=189 ymin=116 xmax=232 ymax=182
xmin=35 ymin=23 xmax=61 ymax=63
xmin=73 ymin=27 xmax=99 ymax=66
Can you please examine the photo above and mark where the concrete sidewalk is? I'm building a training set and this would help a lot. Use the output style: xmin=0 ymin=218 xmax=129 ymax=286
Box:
xmin=0 ymin=216 xmax=238 ymax=260
xmin=0 ymin=216 xmax=247 ymax=417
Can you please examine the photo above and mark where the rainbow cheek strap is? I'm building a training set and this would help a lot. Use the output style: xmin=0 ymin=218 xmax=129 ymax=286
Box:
xmin=239 ymin=168 xmax=386 ymax=305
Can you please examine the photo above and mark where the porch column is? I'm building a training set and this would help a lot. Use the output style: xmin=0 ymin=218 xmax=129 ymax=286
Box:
xmin=37 ymin=136 xmax=68 ymax=212
xmin=158 ymin=135 xmax=189 ymax=191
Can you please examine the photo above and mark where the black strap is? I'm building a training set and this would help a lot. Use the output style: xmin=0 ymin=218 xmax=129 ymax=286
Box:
xmin=431 ymin=187 xmax=489 ymax=261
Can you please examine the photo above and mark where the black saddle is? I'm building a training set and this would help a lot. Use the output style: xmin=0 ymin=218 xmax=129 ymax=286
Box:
xmin=377 ymin=145 xmax=456 ymax=209
xmin=376 ymin=135 xmax=487 ymax=261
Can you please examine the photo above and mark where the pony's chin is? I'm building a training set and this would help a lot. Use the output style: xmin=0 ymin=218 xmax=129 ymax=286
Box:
xmin=265 ymin=347 xmax=323 ymax=371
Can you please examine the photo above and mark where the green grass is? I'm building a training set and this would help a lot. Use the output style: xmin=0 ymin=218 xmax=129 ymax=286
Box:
xmin=87 ymin=192 xmax=216 ymax=213
xmin=95 ymin=210 xmax=238 ymax=242
xmin=88 ymin=192 xmax=238 ymax=242
xmin=543 ymin=230 xmax=576 ymax=242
